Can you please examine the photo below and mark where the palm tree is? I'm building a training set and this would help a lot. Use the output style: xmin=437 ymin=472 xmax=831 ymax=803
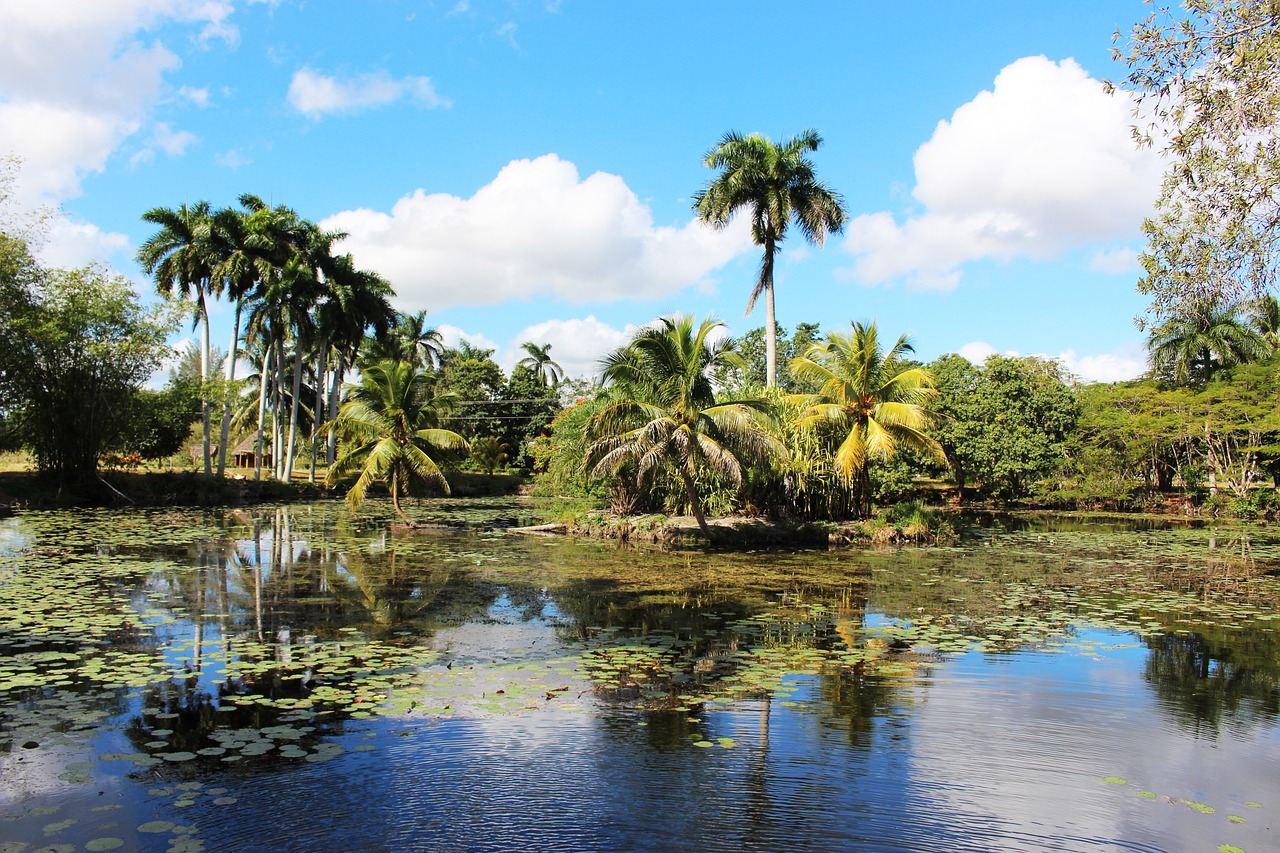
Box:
xmin=693 ymin=129 xmax=847 ymax=388
xmin=517 ymin=341 xmax=563 ymax=386
xmin=470 ymin=435 xmax=510 ymax=475
xmin=586 ymin=315 xmax=784 ymax=537
xmin=138 ymin=200 xmax=219 ymax=474
xmin=1147 ymin=300 xmax=1270 ymax=386
xmin=326 ymin=360 xmax=470 ymax=525
xmin=1249 ymin=294 xmax=1280 ymax=350
xmin=789 ymin=322 xmax=944 ymax=517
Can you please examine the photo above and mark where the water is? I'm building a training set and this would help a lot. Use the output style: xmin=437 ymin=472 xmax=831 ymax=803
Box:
xmin=0 ymin=500 xmax=1277 ymax=852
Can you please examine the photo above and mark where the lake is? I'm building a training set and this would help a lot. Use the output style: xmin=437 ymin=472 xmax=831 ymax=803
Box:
xmin=1 ymin=499 xmax=1277 ymax=852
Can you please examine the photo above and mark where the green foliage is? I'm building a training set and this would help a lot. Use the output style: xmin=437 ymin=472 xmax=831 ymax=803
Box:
xmin=1147 ymin=299 xmax=1270 ymax=385
xmin=931 ymin=354 xmax=1080 ymax=500
xmin=0 ymin=254 xmax=176 ymax=481
xmin=499 ymin=364 xmax=560 ymax=468
xmin=527 ymin=396 xmax=607 ymax=502
xmin=718 ymin=322 xmax=824 ymax=394
xmin=114 ymin=378 xmax=201 ymax=462
xmin=439 ymin=341 xmax=506 ymax=439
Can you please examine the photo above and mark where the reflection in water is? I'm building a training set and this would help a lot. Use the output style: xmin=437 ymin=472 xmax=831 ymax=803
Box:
xmin=0 ymin=500 xmax=1278 ymax=852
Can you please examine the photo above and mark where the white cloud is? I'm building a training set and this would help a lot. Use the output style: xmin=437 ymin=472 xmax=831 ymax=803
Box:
xmin=215 ymin=148 xmax=250 ymax=169
xmin=505 ymin=316 xmax=635 ymax=379
xmin=437 ymin=324 xmax=498 ymax=356
xmin=1087 ymin=246 xmax=1141 ymax=276
xmin=0 ymin=0 xmax=234 ymax=202
xmin=843 ymin=56 xmax=1163 ymax=289
xmin=287 ymin=67 xmax=450 ymax=117
xmin=36 ymin=215 xmax=132 ymax=270
xmin=177 ymin=85 xmax=209 ymax=106
xmin=957 ymin=341 xmax=999 ymax=364
xmin=322 ymin=154 xmax=755 ymax=312
xmin=956 ymin=339 xmax=1146 ymax=383
xmin=130 ymin=120 xmax=197 ymax=165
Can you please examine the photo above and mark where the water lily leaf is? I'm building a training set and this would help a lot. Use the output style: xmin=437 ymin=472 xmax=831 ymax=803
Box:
xmin=85 ymin=839 xmax=124 ymax=851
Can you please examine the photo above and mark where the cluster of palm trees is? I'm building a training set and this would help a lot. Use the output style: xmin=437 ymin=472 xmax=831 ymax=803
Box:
xmin=138 ymin=195 xmax=396 ymax=482
xmin=584 ymin=316 xmax=942 ymax=532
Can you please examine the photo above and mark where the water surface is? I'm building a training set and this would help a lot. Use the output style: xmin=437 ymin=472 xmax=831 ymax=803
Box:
xmin=1 ymin=501 xmax=1277 ymax=852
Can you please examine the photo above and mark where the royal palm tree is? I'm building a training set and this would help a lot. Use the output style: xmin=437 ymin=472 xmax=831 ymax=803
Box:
xmin=790 ymin=322 xmax=944 ymax=517
xmin=517 ymin=341 xmax=563 ymax=386
xmin=693 ymin=129 xmax=847 ymax=388
xmin=138 ymin=200 xmax=220 ymax=474
xmin=586 ymin=315 xmax=784 ymax=537
xmin=326 ymin=359 xmax=470 ymax=525
xmin=1147 ymin=300 xmax=1270 ymax=386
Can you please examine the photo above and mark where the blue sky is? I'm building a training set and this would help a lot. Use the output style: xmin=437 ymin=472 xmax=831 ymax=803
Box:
xmin=0 ymin=0 xmax=1164 ymax=382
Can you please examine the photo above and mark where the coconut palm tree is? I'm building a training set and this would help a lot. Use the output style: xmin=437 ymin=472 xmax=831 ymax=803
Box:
xmin=516 ymin=341 xmax=563 ymax=386
xmin=138 ymin=200 xmax=219 ymax=474
xmin=693 ymin=129 xmax=847 ymax=388
xmin=1147 ymin=300 xmax=1270 ymax=386
xmin=790 ymin=322 xmax=944 ymax=517
xmin=326 ymin=359 xmax=470 ymax=525
xmin=586 ymin=315 xmax=784 ymax=537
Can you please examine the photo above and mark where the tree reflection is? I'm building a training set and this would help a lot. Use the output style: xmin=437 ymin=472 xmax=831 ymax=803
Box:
xmin=1144 ymin=628 xmax=1280 ymax=737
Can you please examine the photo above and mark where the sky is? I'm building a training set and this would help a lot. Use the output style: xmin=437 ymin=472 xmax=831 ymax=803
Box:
xmin=0 ymin=0 xmax=1168 ymax=383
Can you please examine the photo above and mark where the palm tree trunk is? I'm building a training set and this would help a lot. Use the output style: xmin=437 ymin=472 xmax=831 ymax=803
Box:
xmin=254 ymin=340 xmax=271 ymax=481
xmin=309 ymin=335 xmax=328 ymax=484
xmin=198 ymin=292 xmax=213 ymax=475
xmin=273 ymin=335 xmax=286 ymax=478
xmin=391 ymin=471 xmax=413 ymax=525
xmin=681 ymin=469 xmax=712 ymax=538
xmin=327 ymin=353 xmax=345 ymax=465
xmin=761 ymin=242 xmax=777 ymax=388
xmin=283 ymin=341 xmax=305 ymax=482
xmin=217 ymin=299 xmax=243 ymax=477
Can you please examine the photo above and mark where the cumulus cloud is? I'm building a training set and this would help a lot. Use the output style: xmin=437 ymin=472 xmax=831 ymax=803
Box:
xmin=436 ymin=324 xmax=500 ymax=359
xmin=322 ymin=154 xmax=755 ymax=312
xmin=287 ymin=67 xmax=450 ymax=116
xmin=1087 ymin=246 xmax=1141 ymax=276
xmin=955 ymin=339 xmax=1146 ymax=383
xmin=0 ymin=0 xmax=231 ymax=202
xmin=36 ymin=216 xmax=132 ymax=270
xmin=130 ymin=120 xmax=198 ymax=165
xmin=843 ymin=56 xmax=1163 ymax=290
xmin=505 ymin=316 xmax=635 ymax=379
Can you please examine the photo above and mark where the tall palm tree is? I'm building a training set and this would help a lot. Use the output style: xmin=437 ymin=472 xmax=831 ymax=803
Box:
xmin=790 ymin=322 xmax=943 ymax=517
xmin=586 ymin=315 xmax=784 ymax=537
xmin=326 ymin=360 xmax=470 ymax=525
xmin=1147 ymin=300 xmax=1270 ymax=385
xmin=209 ymin=194 xmax=276 ymax=476
xmin=517 ymin=341 xmax=563 ymax=386
xmin=693 ymin=129 xmax=847 ymax=388
xmin=138 ymin=200 xmax=219 ymax=474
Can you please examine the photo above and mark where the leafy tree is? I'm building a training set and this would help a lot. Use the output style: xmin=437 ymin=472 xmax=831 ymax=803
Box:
xmin=1113 ymin=1 xmax=1280 ymax=321
xmin=693 ymin=130 xmax=847 ymax=387
xmin=930 ymin=354 xmax=1081 ymax=500
xmin=516 ymin=341 xmax=563 ymax=386
xmin=499 ymin=364 xmax=560 ymax=468
xmin=115 ymin=378 xmax=201 ymax=463
xmin=1147 ymin=299 xmax=1269 ymax=385
xmin=326 ymin=360 xmax=469 ymax=524
xmin=0 ymin=262 xmax=175 ymax=481
xmin=586 ymin=316 xmax=784 ymax=535
xmin=439 ymin=341 xmax=506 ymax=439
xmin=723 ymin=322 xmax=825 ymax=393
xmin=362 ymin=310 xmax=443 ymax=371
xmin=789 ymin=322 xmax=943 ymax=517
